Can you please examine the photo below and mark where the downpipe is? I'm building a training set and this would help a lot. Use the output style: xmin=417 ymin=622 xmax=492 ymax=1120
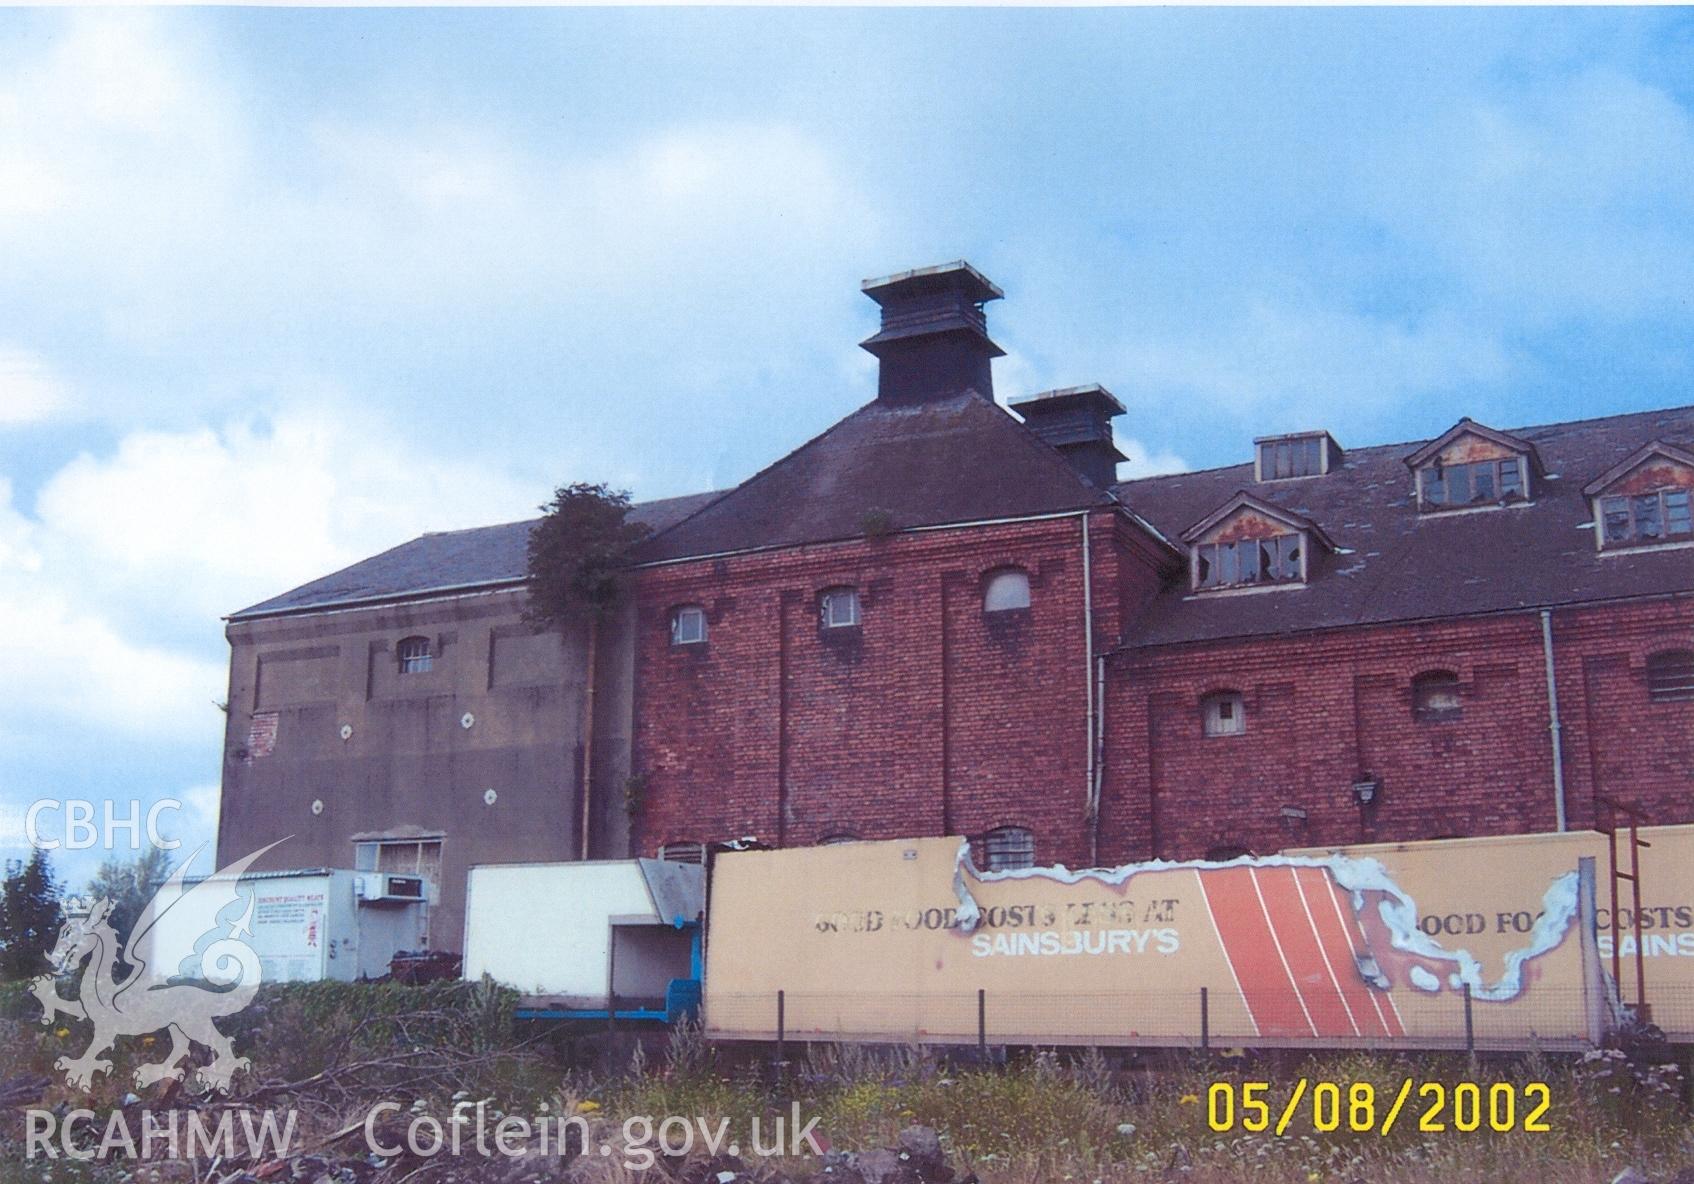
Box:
xmin=1541 ymin=608 xmax=1568 ymax=832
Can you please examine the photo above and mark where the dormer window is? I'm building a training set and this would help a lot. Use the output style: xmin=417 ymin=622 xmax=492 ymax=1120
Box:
xmin=1583 ymin=441 xmax=1694 ymax=551
xmin=1419 ymin=456 xmax=1525 ymax=509
xmin=1255 ymin=432 xmax=1340 ymax=481
xmin=1194 ymin=534 xmax=1303 ymax=588
xmin=1601 ymin=491 xmax=1692 ymax=545
xmin=1405 ymin=418 xmax=1542 ymax=514
xmin=1180 ymin=492 xmax=1334 ymax=593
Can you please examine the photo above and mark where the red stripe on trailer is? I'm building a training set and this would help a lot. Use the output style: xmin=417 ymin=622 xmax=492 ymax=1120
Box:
xmin=1251 ymin=866 xmax=1354 ymax=1038
xmin=1291 ymin=866 xmax=1389 ymax=1038
xmin=1312 ymin=867 xmax=1406 ymax=1038
xmin=1201 ymin=866 xmax=1315 ymax=1037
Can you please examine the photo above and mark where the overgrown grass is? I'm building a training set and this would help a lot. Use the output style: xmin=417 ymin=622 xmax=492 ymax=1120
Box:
xmin=1 ymin=980 xmax=1689 ymax=1182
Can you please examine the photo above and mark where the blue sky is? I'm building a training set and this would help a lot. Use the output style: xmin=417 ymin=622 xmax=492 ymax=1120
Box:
xmin=2 ymin=7 xmax=1693 ymax=889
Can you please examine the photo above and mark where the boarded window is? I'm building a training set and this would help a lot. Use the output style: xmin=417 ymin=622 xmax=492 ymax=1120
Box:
xmin=1646 ymin=649 xmax=1694 ymax=702
xmin=658 ymin=841 xmax=706 ymax=865
xmin=354 ymin=838 xmax=443 ymax=884
xmin=983 ymin=568 xmax=1031 ymax=612
xmin=980 ymin=826 xmax=1035 ymax=871
xmin=1258 ymin=436 xmax=1324 ymax=480
xmin=397 ymin=636 xmax=433 ymax=674
xmin=820 ymin=587 xmax=861 ymax=629
xmin=670 ymin=605 xmax=707 ymax=646
xmin=1202 ymin=691 xmax=1246 ymax=737
xmin=1413 ymin=671 xmax=1462 ymax=722
xmin=818 ymin=834 xmax=860 ymax=846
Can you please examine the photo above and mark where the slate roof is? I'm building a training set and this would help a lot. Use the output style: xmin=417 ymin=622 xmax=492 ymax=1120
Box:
xmin=1112 ymin=404 xmax=1694 ymax=649
xmin=637 ymin=391 xmax=1110 ymax=563
xmin=229 ymin=491 xmax=721 ymax=619
xmin=233 ymin=398 xmax=1694 ymax=640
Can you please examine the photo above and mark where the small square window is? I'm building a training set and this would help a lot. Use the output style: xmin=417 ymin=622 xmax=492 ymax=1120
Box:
xmin=1647 ymin=649 xmax=1694 ymax=702
xmin=983 ymin=568 xmax=1031 ymax=613
xmin=1202 ymin=691 xmax=1246 ymax=737
xmin=820 ymin=587 xmax=860 ymax=629
xmin=1413 ymin=671 xmax=1462 ymax=722
xmin=980 ymin=826 xmax=1035 ymax=871
xmin=670 ymin=605 xmax=707 ymax=646
xmin=397 ymin=636 xmax=432 ymax=674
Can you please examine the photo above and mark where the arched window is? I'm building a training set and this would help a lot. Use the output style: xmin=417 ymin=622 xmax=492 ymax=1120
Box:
xmin=1201 ymin=691 xmax=1245 ymax=737
xmin=820 ymin=586 xmax=861 ymax=629
xmin=670 ymin=605 xmax=707 ymax=646
xmin=1205 ymin=844 xmax=1254 ymax=862
xmin=818 ymin=833 xmax=859 ymax=846
xmin=1412 ymin=671 xmax=1462 ymax=722
xmin=983 ymin=568 xmax=1031 ymax=613
xmin=1646 ymin=649 xmax=1694 ymax=702
xmin=657 ymin=841 xmax=705 ymax=865
xmin=980 ymin=826 xmax=1035 ymax=871
xmin=397 ymin=636 xmax=432 ymax=674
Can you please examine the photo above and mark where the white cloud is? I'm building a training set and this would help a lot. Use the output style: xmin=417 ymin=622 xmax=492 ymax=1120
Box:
xmin=1116 ymin=436 xmax=1188 ymax=479
xmin=0 ymin=346 xmax=71 ymax=426
xmin=1 ymin=402 xmax=543 ymax=745
xmin=1114 ymin=301 xmax=1514 ymax=438
xmin=0 ymin=581 xmax=225 ymax=742
xmin=1358 ymin=68 xmax=1694 ymax=323
xmin=160 ymin=783 xmax=219 ymax=852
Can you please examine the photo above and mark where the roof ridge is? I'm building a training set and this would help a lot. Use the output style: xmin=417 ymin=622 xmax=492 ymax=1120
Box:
xmin=1113 ymin=400 xmax=1694 ymax=492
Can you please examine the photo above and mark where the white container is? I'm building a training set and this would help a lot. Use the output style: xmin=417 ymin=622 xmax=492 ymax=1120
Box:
xmin=462 ymin=859 xmax=703 ymax=1010
xmin=135 ymin=867 xmax=429 ymax=984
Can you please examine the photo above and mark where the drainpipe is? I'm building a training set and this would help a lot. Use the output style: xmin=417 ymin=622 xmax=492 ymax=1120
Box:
xmin=1081 ymin=513 xmax=1096 ymax=856
xmin=1092 ymin=653 xmax=1107 ymax=866
xmin=1541 ymin=608 xmax=1568 ymax=832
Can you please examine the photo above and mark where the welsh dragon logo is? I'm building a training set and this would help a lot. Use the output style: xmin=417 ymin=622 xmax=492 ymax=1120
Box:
xmin=31 ymin=841 xmax=284 ymax=1092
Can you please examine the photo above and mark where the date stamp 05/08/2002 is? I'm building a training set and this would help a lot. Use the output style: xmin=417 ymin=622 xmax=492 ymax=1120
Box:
xmin=1204 ymin=1080 xmax=1554 ymax=1136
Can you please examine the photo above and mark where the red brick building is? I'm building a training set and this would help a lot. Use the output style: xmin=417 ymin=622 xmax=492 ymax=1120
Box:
xmin=223 ymin=261 xmax=1693 ymax=947
xmin=625 ymin=264 xmax=1694 ymax=870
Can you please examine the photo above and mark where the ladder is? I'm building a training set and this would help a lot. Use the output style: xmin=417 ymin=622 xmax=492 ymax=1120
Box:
xmin=1596 ymin=795 xmax=1652 ymax=1022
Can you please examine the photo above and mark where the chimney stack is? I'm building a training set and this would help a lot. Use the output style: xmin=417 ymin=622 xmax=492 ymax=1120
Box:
xmin=860 ymin=262 xmax=1005 ymax=405
xmin=1009 ymin=384 xmax=1128 ymax=488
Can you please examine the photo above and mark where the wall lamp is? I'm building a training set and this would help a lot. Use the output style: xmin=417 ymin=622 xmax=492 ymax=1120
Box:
xmin=1352 ymin=776 xmax=1381 ymax=806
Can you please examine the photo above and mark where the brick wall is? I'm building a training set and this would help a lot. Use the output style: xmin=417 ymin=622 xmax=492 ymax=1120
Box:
xmin=631 ymin=509 xmax=1165 ymax=866
xmin=1102 ymin=595 xmax=1694 ymax=863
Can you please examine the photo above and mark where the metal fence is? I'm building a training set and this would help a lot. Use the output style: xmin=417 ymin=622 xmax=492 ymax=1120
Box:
xmin=705 ymin=984 xmax=1694 ymax=1055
